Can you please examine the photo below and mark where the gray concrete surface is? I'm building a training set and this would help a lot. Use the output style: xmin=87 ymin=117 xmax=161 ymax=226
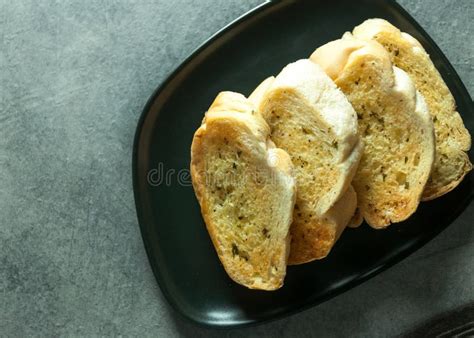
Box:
xmin=1 ymin=0 xmax=473 ymax=336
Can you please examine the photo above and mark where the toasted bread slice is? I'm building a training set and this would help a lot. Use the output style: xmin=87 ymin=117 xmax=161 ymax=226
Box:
xmin=311 ymin=37 xmax=435 ymax=229
xmin=191 ymin=92 xmax=296 ymax=290
xmin=252 ymin=60 xmax=362 ymax=264
xmin=352 ymin=19 xmax=472 ymax=200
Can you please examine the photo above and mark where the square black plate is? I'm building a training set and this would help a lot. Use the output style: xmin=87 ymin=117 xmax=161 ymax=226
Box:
xmin=133 ymin=0 xmax=473 ymax=328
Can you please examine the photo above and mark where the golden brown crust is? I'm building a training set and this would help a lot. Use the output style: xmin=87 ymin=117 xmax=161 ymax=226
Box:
xmin=347 ymin=207 xmax=363 ymax=228
xmin=248 ymin=76 xmax=275 ymax=107
xmin=421 ymin=151 xmax=472 ymax=201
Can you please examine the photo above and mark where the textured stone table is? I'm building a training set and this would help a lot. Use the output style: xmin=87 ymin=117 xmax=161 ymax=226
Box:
xmin=1 ymin=1 xmax=473 ymax=336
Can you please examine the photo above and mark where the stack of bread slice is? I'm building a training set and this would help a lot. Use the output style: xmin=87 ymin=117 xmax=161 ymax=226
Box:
xmin=351 ymin=19 xmax=472 ymax=200
xmin=310 ymin=35 xmax=435 ymax=228
xmin=191 ymin=19 xmax=472 ymax=290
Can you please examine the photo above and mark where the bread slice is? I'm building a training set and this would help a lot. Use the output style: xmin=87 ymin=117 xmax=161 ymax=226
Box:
xmin=352 ymin=18 xmax=472 ymax=200
xmin=251 ymin=60 xmax=363 ymax=264
xmin=190 ymin=91 xmax=296 ymax=290
xmin=311 ymin=37 xmax=435 ymax=228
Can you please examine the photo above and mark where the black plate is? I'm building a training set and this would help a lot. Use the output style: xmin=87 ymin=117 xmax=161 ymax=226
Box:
xmin=133 ymin=0 xmax=473 ymax=328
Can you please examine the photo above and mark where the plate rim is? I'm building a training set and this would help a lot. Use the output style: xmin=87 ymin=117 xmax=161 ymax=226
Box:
xmin=132 ymin=0 xmax=473 ymax=329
